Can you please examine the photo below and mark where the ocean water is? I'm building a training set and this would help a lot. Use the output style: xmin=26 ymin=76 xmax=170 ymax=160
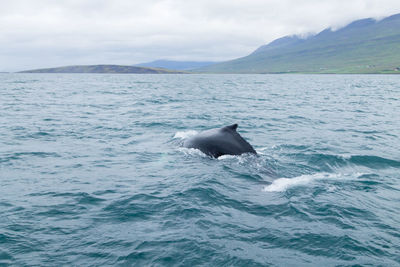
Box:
xmin=0 ymin=73 xmax=399 ymax=266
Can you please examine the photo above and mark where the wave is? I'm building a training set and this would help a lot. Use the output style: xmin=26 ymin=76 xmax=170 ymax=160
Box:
xmin=0 ymin=152 xmax=61 ymax=164
xmin=348 ymin=155 xmax=400 ymax=169
xmin=263 ymin=172 xmax=362 ymax=192
xmin=273 ymin=148 xmax=400 ymax=171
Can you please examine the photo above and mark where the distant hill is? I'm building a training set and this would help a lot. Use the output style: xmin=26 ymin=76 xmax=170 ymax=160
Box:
xmin=19 ymin=64 xmax=186 ymax=74
xmin=135 ymin=60 xmax=218 ymax=70
xmin=197 ymin=13 xmax=400 ymax=74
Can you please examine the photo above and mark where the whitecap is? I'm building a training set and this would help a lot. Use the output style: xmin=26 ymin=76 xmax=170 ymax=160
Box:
xmin=263 ymin=173 xmax=341 ymax=192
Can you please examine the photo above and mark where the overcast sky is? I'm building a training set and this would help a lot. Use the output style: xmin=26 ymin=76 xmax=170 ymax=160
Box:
xmin=1 ymin=0 xmax=400 ymax=71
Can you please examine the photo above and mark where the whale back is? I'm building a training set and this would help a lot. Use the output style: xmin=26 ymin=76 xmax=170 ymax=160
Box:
xmin=183 ymin=124 xmax=256 ymax=158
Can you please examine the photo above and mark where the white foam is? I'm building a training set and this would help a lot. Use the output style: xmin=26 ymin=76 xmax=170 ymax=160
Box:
xmin=177 ymin=147 xmax=208 ymax=157
xmin=218 ymin=155 xmax=238 ymax=160
xmin=339 ymin=153 xmax=353 ymax=160
xmin=263 ymin=173 xmax=340 ymax=192
xmin=173 ymin=130 xmax=198 ymax=140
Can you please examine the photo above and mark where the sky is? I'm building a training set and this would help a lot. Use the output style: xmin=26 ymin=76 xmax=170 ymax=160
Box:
xmin=1 ymin=0 xmax=400 ymax=71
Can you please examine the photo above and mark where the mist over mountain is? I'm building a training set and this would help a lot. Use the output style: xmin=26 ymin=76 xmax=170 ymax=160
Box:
xmin=135 ymin=60 xmax=218 ymax=71
xmin=197 ymin=13 xmax=400 ymax=74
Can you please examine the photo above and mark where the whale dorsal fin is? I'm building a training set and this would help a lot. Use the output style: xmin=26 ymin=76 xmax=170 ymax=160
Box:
xmin=225 ymin=124 xmax=238 ymax=131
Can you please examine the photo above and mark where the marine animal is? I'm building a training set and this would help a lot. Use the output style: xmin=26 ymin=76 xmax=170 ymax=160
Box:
xmin=183 ymin=124 xmax=257 ymax=158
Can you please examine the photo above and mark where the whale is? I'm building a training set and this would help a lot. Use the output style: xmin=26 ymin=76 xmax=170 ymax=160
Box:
xmin=183 ymin=124 xmax=257 ymax=158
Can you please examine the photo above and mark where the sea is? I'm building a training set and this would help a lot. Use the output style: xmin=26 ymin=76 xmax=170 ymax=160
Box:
xmin=0 ymin=73 xmax=399 ymax=266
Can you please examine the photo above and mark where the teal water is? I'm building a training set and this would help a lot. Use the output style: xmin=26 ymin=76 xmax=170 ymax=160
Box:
xmin=0 ymin=74 xmax=399 ymax=266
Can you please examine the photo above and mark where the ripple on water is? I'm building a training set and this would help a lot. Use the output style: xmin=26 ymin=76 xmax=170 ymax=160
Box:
xmin=1 ymin=74 xmax=400 ymax=266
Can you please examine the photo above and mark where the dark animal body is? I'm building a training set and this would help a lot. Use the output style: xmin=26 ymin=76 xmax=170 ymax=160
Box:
xmin=183 ymin=124 xmax=257 ymax=158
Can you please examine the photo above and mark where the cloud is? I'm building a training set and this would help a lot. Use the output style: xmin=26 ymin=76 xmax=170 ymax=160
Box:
xmin=1 ymin=0 xmax=400 ymax=71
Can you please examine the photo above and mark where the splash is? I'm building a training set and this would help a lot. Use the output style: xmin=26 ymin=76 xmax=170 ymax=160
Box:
xmin=218 ymin=155 xmax=239 ymax=160
xmin=173 ymin=130 xmax=198 ymax=140
xmin=177 ymin=147 xmax=208 ymax=157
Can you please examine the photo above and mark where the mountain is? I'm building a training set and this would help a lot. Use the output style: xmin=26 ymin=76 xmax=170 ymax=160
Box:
xmin=197 ymin=13 xmax=400 ymax=74
xmin=19 ymin=64 xmax=186 ymax=74
xmin=135 ymin=60 xmax=218 ymax=70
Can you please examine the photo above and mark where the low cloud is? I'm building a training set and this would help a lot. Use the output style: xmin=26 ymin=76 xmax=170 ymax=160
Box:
xmin=1 ymin=0 xmax=400 ymax=71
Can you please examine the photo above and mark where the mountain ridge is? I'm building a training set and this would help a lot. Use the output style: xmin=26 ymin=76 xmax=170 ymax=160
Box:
xmin=19 ymin=64 xmax=186 ymax=74
xmin=135 ymin=60 xmax=218 ymax=70
xmin=197 ymin=13 xmax=400 ymax=74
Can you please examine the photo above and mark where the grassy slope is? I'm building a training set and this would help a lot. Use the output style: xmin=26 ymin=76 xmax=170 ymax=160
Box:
xmin=198 ymin=14 xmax=400 ymax=74
xmin=19 ymin=65 xmax=185 ymax=74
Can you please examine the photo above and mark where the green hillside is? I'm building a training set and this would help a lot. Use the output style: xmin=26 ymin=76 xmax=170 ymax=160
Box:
xmin=19 ymin=64 xmax=185 ymax=74
xmin=198 ymin=14 xmax=400 ymax=74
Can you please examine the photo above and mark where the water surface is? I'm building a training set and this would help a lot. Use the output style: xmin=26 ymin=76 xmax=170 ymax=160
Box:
xmin=0 ymin=74 xmax=399 ymax=266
